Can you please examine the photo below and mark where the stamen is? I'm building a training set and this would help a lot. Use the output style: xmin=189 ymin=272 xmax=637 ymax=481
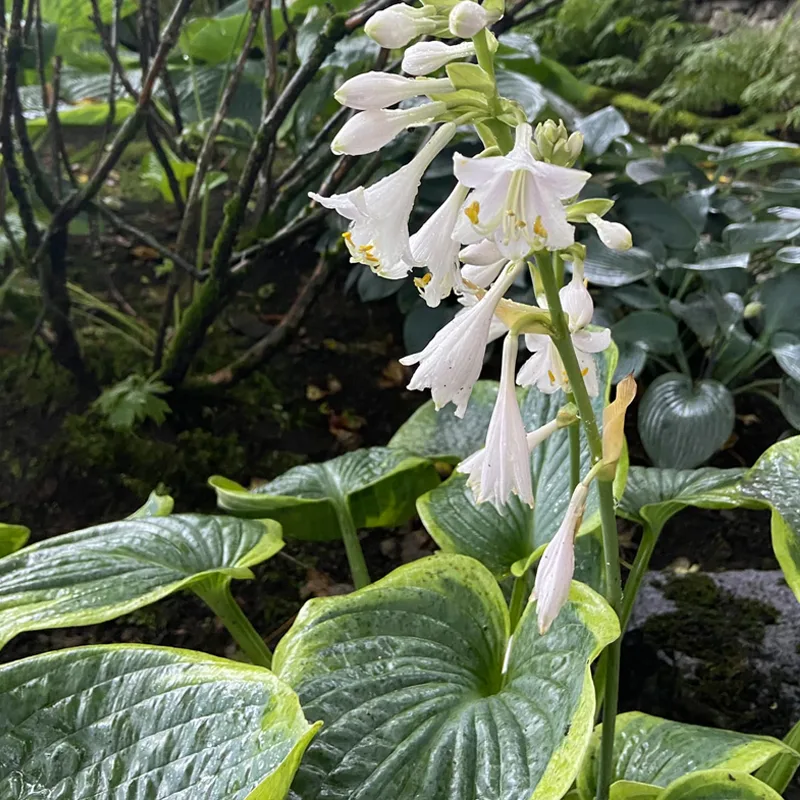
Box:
xmin=534 ymin=216 xmax=547 ymax=238
xmin=465 ymin=201 xmax=480 ymax=225
xmin=548 ymin=370 xmax=556 ymax=384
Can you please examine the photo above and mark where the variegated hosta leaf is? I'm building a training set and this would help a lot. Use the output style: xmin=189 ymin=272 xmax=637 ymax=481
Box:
xmin=657 ymin=770 xmax=784 ymax=800
xmin=578 ymin=712 xmax=795 ymax=800
xmin=210 ymin=447 xmax=439 ymax=540
xmin=618 ymin=466 xmax=748 ymax=535
xmin=415 ymin=346 xmax=621 ymax=579
xmin=276 ymin=554 xmax=619 ymax=800
xmin=0 ymin=514 xmax=282 ymax=649
xmin=739 ymin=436 xmax=800 ymax=601
xmin=0 ymin=645 xmax=320 ymax=799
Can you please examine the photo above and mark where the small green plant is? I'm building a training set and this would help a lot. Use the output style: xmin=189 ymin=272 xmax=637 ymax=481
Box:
xmin=94 ymin=374 xmax=172 ymax=430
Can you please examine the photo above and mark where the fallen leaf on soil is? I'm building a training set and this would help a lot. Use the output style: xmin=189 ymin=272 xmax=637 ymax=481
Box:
xmin=737 ymin=413 xmax=760 ymax=426
xmin=131 ymin=245 xmax=161 ymax=261
xmin=379 ymin=360 xmax=407 ymax=389
xmin=668 ymin=556 xmax=700 ymax=574
xmin=306 ymin=384 xmax=326 ymax=401
xmin=301 ymin=568 xmax=352 ymax=598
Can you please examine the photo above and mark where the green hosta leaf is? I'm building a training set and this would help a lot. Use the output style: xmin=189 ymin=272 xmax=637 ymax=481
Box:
xmin=638 ymin=373 xmax=735 ymax=469
xmin=612 ymin=311 xmax=679 ymax=355
xmin=756 ymin=719 xmax=800 ymax=794
xmin=776 ymin=246 xmax=800 ymax=265
xmin=658 ymin=771 xmax=784 ymax=800
xmin=416 ymin=347 xmax=619 ymax=579
xmin=495 ymin=69 xmax=548 ymax=119
xmin=0 ymin=645 xmax=319 ymax=799
xmin=619 ymin=197 xmax=698 ymax=250
xmin=779 ymin=377 xmax=800 ymax=429
xmin=618 ymin=465 xmax=747 ymax=535
xmin=576 ymin=106 xmax=630 ymax=157
xmin=760 ymin=271 xmax=800 ymax=336
xmin=583 ymin=236 xmax=656 ymax=287
xmin=275 ymin=554 xmax=619 ymax=800
xmin=715 ymin=141 xmax=800 ymax=173
xmin=0 ymin=524 xmax=29 ymax=558
xmin=772 ymin=332 xmax=800 ymax=381
xmin=389 ymin=381 xmax=505 ymax=462
xmin=625 ymin=159 xmax=668 ymax=185
xmin=723 ymin=221 xmax=800 ymax=253
xmin=210 ymin=447 xmax=439 ymax=541
xmin=739 ymin=436 xmax=800 ymax=600
xmin=578 ymin=712 xmax=792 ymax=800
xmin=128 ymin=489 xmax=175 ymax=518
xmin=681 ymin=253 xmax=750 ymax=271
xmin=0 ymin=515 xmax=282 ymax=649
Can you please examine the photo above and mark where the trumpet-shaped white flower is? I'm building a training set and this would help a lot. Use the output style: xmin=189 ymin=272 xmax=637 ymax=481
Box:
xmin=516 ymin=274 xmax=610 ymax=396
xmin=459 ymin=239 xmax=502 ymax=265
xmin=461 ymin=259 xmax=506 ymax=288
xmin=448 ymin=0 xmax=498 ymax=38
xmin=401 ymin=261 xmax=521 ymax=416
xmin=533 ymin=482 xmax=588 ymax=633
xmin=458 ymin=333 xmax=532 ymax=507
xmin=365 ymin=4 xmax=439 ymax=49
xmin=587 ymin=212 xmax=632 ymax=251
xmin=332 ymin=102 xmax=446 ymax=155
xmin=456 ymin=290 xmax=508 ymax=343
xmin=334 ymin=73 xmax=453 ymax=110
xmin=310 ymin=124 xmax=455 ymax=279
xmin=453 ymin=123 xmax=591 ymax=258
xmin=403 ymin=41 xmax=476 ymax=76
xmin=526 ymin=417 xmax=559 ymax=450
xmin=410 ymin=184 xmax=469 ymax=307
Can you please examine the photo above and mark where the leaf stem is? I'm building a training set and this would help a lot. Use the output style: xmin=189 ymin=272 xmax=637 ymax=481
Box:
xmin=620 ymin=521 xmax=657 ymax=632
xmin=567 ymin=392 xmax=580 ymax=492
xmin=333 ymin=500 xmax=371 ymax=589
xmin=534 ymin=253 xmax=622 ymax=800
xmin=508 ymin=573 xmax=527 ymax=632
xmin=193 ymin=577 xmax=272 ymax=669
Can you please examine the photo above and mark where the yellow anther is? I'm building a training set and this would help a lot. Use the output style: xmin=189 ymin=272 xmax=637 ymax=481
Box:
xmin=548 ymin=370 xmax=556 ymax=384
xmin=415 ymin=273 xmax=433 ymax=289
xmin=465 ymin=201 xmax=480 ymax=225
xmin=581 ymin=367 xmax=589 ymax=377
xmin=534 ymin=216 xmax=547 ymax=238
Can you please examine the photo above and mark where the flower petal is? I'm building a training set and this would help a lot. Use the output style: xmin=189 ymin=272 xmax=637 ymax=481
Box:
xmin=532 ymin=160 xmax=591 ymax=200
xmin=572 ymin=328 xmax=611 ymax=354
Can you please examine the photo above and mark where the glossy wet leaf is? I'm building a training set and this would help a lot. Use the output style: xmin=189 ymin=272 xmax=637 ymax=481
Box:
xmin=0 ymin=645 xmax=319 ymax=799
xmin=211 ymin=447 xmax=439 ymax=541
xmin=0 ymin=524 xmax=29 ymax=558
xmin=577 ymin=106 xmax=630 ymax=157
xmin=772 ymin=332 xmax=800 ymax=382
xmin=715 ymin=141 xmax=800 ymax=173
xmin=739 ymin=436 xmax=800 ymax=600
xmin=755 ymin=719 xmax=800 ymax=794
xmin=759 ymin=270 xmax=800 ymax=336
xmin=0 ymin=514 xmax=283 ymax=649
xmin=779 ymin=377 xmax=800 ymax=429
xmin=276 ymin=554 xmax=619 ymax=800
xmin=723 ymin=221 xmax=800 ymax=253
xmin=578 ymin=713 xmax=792 ymax=800
xmin=389 ymin=381 xmax=505 ymax=462
xmin=658 ymin=771 xmax=784 ymax=800
xmin=618 ymin=466 xmax=747 ymax=535
xmin=638 ymin=373 xmax=735 ymax=468
xmin=612 ymin=311 xmax=679 ymax=355
xmin=776 ymin=245 xmax=800 ymax=265
xmin=416 ymin=347 xmax=619 ymax=578
xmin=583 ymin=236 xmax=656 ymax=287
xmin=682 ymin=253 xmax=750 ymax=271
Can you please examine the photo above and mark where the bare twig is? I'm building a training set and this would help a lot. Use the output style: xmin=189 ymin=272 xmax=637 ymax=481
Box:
xmin=204 ymin=254 xmax=332 ymax=386
xmin=492 ymin=0 xmax=564 ymax=35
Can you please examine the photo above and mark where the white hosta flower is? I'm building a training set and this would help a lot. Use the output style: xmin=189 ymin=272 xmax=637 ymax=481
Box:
xmin=365 ymin=4 xmax=439 ymax=48
xmin=453 ymin=123 xmax=591 ymax=258
xmin=332 ymin=102 xmax=446 ymax=155
xmin=403 ymin=41 xmax=476 ymax=76
xmin=587 ymin=212 xmax=632 ymax=251
xmin=310 ymin=124 xmax=455 ymax=279
xmin=334 ymin=73 xmax=453 ymax=110
xmin=459 ymin=239 xmax=507 ymax=287
xmin=458 ymin=333 xmax=533 ymax=507
xmin=526 ymin=418 xmax=558 ymax=450
xmin=401 ymin=261 xmax=521 ymax=416
xmin=516 ymin=274 xmax=610 ymax=396
xmin=410 ymin=184 xmax=469 ymax=307
xmin=533 ymin=482 xmax=588 ymax=634
xmin=456 ymin=290 xmax=508 ymax=343
xmin=448 ymin=0 xmax=497 ymax=38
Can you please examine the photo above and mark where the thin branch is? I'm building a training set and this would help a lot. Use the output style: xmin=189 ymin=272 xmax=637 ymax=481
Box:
xmin=492 ymin=0 xmax=564 ymax=35
xmin=88 ymin=0 xmax=140 ymax=99
xmin=204 ymin=254 xmax=332 ymax=386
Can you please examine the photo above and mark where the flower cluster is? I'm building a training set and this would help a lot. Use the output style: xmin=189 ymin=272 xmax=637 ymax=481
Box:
xmin=309 ymin=0 xmax=634 ymax=632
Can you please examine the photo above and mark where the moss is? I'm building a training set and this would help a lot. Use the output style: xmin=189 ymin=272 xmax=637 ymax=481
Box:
xmin=640 ymin=573 xmax=784 ymax=731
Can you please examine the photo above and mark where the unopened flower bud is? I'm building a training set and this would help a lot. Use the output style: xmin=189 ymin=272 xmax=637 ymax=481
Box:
xmin=448 ymin=0 xmax=496 ymax=38
xmin=531 ymin=120 xmax=582 ymax=166
xmin=403 ymin=40 xmax=476 ymax=76
xmin=587 ymin=213 xmax=632 ymax=251
xmin=744 ymin=301 xmax=763 ymax=319
xmin=331 ymin=102 xmax=447 ymax=155
xmin=365 ymin=5 xmax=438 ymax=49
xmin=334 ymin=72 xmax=453 ymax=110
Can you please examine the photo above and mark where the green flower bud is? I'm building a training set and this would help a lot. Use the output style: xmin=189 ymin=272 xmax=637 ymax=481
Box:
xmin=744 ymin=301 xmax=763 ymax=319
xmin=530 ymin=119 xmax=582 ymax=166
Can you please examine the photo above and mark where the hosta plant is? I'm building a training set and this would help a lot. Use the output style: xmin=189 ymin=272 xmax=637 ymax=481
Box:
xmin=2 ymin=6 xmax=800 ymax=800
